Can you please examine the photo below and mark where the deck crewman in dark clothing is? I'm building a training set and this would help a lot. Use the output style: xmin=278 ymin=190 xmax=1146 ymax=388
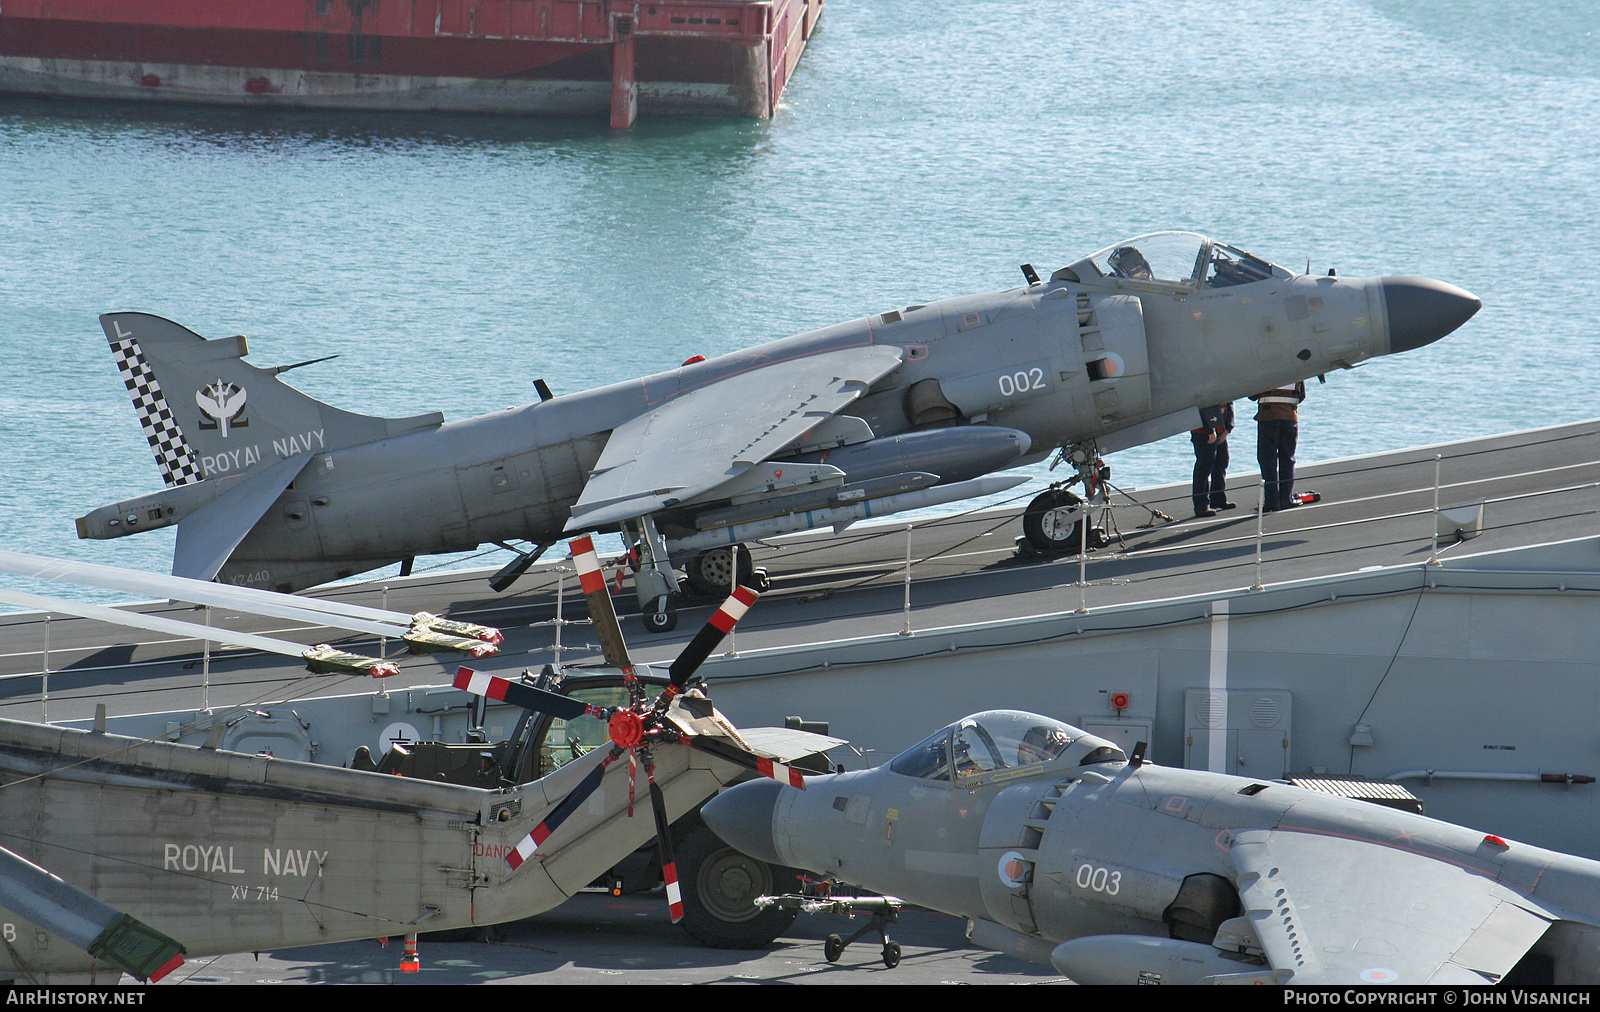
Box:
xmin=1250 ymin=381 xmax=1306 ymax=511
xmin=1191 ymin=402 xmax=1236 ymax=518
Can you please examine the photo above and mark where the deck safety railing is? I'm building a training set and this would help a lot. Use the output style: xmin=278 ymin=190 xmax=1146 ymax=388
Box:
xmin=2 ymin=424 xmax=1597 ymax=724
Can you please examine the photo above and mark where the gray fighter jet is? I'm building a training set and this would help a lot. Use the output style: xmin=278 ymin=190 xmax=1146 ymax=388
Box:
xmin=76 ymin=232 xmax=1480 ymax=631
xmin=703 ymin=710 xmax=1600 ymax=985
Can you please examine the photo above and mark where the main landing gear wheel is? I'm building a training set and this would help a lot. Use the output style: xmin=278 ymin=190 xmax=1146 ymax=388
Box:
xmin=676 ymin=822 xmax=800 ymax=949
xmin=1023 ymin=489 xmax=1092 ymax=556
xmin=641 ymin=598 xmax=678 ymax=634
xmin=685 ymin=546 xmax=757 ymax=598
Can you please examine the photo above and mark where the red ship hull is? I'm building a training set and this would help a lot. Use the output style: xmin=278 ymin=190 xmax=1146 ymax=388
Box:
xmin=0 ymin=0 xmax=822 ymax=123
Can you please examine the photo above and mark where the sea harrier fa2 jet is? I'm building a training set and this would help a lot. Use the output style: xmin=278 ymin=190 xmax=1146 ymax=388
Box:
xmin=703 ymin=710 xmax=1600 ymax=985
xmin=76 ymin=233 xmax=1480 ymax=631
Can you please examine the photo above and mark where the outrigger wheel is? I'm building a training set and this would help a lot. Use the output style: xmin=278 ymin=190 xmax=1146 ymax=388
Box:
xmin=642 ymin=596 xmax=678 ymax=634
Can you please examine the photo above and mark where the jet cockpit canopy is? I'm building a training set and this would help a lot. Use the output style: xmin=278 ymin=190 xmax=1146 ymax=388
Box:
xmin=887 ymin=710 xmax=1125 ymax=783
xmin=1060 ymin=232 xmax=1290 ymax=289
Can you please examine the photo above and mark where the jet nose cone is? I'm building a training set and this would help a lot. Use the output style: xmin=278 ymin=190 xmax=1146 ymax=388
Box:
xmin=701 ymin=778 xmax=786 ymax=866
xmin=1381 ymin=276 xmax=1482 ymax=354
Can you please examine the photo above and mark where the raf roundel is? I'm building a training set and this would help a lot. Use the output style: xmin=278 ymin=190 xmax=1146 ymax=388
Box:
xmin=1359 ymin=967 xmax=1399 ymax=984
xmin=997 ymin=850 xmax=1032 ymax=888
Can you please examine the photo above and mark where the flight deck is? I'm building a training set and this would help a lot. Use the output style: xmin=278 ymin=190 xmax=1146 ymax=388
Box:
xmin=2 ymin=416 xmax=1592 ymax=723
xmin=158 ymin=890 xmax=1060 ymax=985
xmin=2 ymin=418 xmax=1597 ymax=983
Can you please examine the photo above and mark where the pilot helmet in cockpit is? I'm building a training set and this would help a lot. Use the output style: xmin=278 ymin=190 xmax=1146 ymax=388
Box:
xmin=1017 ymin=723 xmax=1073 ymax=763
xmin=1107 ymin=245 xmax=1153 ymax=280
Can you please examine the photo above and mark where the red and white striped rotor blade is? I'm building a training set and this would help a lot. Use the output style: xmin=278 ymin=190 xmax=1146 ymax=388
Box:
xmin=505 ymin=750 xmax=617 ymax=871
xmin=687 ymin=736 xmax=808 ymax=791
xmin=666 ymin=585 xmax=758 ymax=690
xmin=756 ymin=755 xmax=808 ymax=790
xmin=569 ymin=536 xmax=634 ymax=673
xmin=646 ymin=774 xmax=684 ymax=923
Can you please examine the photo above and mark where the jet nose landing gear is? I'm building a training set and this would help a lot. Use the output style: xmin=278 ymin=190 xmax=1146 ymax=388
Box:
xmin=1022 ymin=444 xmax=1110 ymax=556
xmin=1022 ymin=487 xmax=1092 ymax=556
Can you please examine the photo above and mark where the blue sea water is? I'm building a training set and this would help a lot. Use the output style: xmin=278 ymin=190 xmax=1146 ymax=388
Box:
xmin=0 ymin=0 xmax=1596 ymax=605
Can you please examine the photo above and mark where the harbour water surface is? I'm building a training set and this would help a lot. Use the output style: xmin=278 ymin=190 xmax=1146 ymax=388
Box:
xmin=1 ymin=0 xmax=1595 ymax=603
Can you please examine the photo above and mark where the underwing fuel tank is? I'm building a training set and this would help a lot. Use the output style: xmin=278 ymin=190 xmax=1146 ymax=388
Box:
xmin=1050 ymin=935 xmax=1269 ymax=985
xmin=667 ymin=474 xmax=1027 ymax=553
xmin=779 ymin=425 xmax=1031 ymax=485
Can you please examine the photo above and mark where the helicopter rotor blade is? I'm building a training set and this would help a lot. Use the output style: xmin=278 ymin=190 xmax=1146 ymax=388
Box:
xmin=686 ymin=734 xmax=809 ymax=790
xmin=453 ymin=667 xmax=598 ymax=722
xmin=666 ymin=585 xmax=758 ymax=691
xmin=645 ymin=765 xmax=684 ymax=923
xmin=569 ymin=535 xmax=634 ymax=675
xmin=504 ymin=747 xmax=622 ymax=870
xmin=0 ymin=844 xmax=186 ymax=983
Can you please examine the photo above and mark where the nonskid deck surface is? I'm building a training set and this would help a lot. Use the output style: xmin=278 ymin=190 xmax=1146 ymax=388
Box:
xmin=1 ymin=418 xmax=1595 ymax=724
xmin=158 ymin=890 xmax=1059 ymax=986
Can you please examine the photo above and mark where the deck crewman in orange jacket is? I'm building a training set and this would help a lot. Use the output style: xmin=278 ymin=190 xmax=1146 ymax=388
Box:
xmin=1250 ymin=382 xmax=1306 ymax=512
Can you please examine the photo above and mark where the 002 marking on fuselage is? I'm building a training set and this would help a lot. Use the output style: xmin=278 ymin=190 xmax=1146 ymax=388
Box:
xmin=75 ymin=232 xmax=1483 ymax=607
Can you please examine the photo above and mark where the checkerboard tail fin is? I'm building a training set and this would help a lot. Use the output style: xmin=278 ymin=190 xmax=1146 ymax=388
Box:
xmin=102 ymin=314 xmax=210 ymax=487
xmin=98 ymin=313 xmax=446 ymax=488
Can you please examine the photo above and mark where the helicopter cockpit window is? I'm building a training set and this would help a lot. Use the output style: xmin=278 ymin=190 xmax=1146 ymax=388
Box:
xmin=1204 ymin=243 xmax=1278 ymax=288
xmin=1088 ymin=232 xmax=1208 ymax=287
xmin=889 ymin=724 xmax=953 ymax=781
xmin=540 ymin=685 xmax=631 ymax=777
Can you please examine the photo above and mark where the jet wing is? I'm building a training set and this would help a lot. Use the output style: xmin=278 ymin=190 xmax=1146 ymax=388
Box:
xmin=1228 ymin=828 xmax=1553 ymax=985
xmin=566 ymin=345 xmax=905 ymax=530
